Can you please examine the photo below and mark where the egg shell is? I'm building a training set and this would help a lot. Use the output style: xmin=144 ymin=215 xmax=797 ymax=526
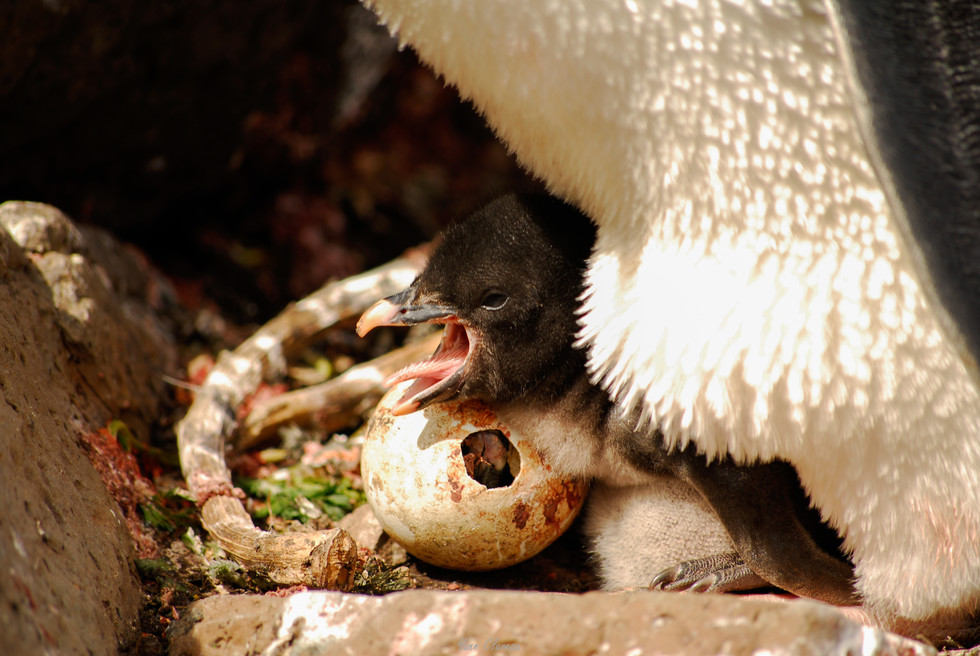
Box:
xmin=361 ymin=383 xmax=589 ymax=571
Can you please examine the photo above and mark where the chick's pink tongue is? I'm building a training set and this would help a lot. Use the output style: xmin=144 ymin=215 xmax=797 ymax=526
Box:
xmin=383 ymin=351 xmax=466 ymax=414
xmin=384 ymin=357 xmax=464 ymax=388
xmin=383 ymin=322 xmax=471 ymax=414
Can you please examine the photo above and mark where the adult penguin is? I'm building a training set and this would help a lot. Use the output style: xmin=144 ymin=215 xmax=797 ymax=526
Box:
xmin=361 ymin=0 xmax=980 ymax=637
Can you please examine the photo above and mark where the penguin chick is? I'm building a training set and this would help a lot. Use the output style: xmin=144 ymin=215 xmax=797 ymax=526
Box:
xmin=362 ymin=0 xmax=980 ymax=637
xmin=357 ymin=193 xmax=596 ymax=417
xmin=358 ymin=193 xmax=857 ymax=605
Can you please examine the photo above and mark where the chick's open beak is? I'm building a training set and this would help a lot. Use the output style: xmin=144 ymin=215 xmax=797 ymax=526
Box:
xmin=356 ymin=288 xmax=475 ymax=416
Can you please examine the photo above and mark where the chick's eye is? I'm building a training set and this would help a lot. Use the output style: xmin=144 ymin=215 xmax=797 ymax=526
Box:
xmin=480 ymin=292 xmax=508 ymax=310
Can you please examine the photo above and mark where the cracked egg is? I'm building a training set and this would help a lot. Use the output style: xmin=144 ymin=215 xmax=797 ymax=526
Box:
xmin=361 ymin=382 xmax=589 ymax=571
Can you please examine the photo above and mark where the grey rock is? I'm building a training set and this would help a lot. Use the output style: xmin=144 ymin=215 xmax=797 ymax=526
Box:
xmin=335 ymin=503 xmax=409 ymax=567
xmin=169 ymin=595 xmax=283 ymax=656
xmin=0 ymin=201 xmax=179 ymax=655
xmin=336 ymin=503 xmax=386 ymax=552
xmin=170 ymin=589 xmax=935 ymax=656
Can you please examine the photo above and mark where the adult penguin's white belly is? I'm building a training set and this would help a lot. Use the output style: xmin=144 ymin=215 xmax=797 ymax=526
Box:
xmin=362 ymin=0 xmax=980 ymax=630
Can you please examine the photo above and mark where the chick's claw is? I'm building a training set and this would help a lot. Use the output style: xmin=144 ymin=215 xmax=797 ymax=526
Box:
xmin=651 ymin=552 xmax=769 ymax=594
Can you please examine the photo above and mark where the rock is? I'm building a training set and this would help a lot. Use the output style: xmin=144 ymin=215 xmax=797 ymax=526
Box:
xmin=0 ymin=202 xmax=179 ymax=655
xmin=0 ymin=201 xmax=84 ymax=254
xmin=169 ymin=595 xmax=283 ymax=656
xmin=336 ymin=503 xmax=386 ymax=552
xmin=335 ymin=503 xmax=408 ymax=567
xmin=169 ymin=589 xmax=935 ymax=656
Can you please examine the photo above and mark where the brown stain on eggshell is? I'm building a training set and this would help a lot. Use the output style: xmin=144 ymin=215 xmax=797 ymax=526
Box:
xmin=450 ymin=400 xmax=511 ymax=438
xmin=542 ymin=496 xmax=560 ymax=527
xmin=448 ymin=470 xmax=464 ymax=503
xmin=543 ymin=480 xmax=588 ymax=527
xmin=512 ymin=500 xmax=530 ymax=529
xmin=562 ymin=479 xmax=587 ymax=509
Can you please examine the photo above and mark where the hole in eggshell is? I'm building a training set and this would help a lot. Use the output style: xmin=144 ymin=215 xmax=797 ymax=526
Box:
xmin=460 ymin=429 xmax=519 ymax=488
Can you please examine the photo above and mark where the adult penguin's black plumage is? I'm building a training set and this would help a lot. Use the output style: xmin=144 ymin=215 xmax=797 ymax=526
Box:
xmin=361 ymin=0 xmax=980 ymax=638
xmin=358 ymin=194 xmax=857 ymax=606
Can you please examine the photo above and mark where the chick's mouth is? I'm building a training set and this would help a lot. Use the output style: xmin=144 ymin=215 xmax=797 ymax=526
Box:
xmin=385 ymin=321 xmax=477 ymax=415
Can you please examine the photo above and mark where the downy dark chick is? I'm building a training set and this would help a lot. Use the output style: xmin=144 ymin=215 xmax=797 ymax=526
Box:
xmin=358 ymin=193 xmax=857 ymax=605
xmin=358 ymin=193 xmax=597 ymax=418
